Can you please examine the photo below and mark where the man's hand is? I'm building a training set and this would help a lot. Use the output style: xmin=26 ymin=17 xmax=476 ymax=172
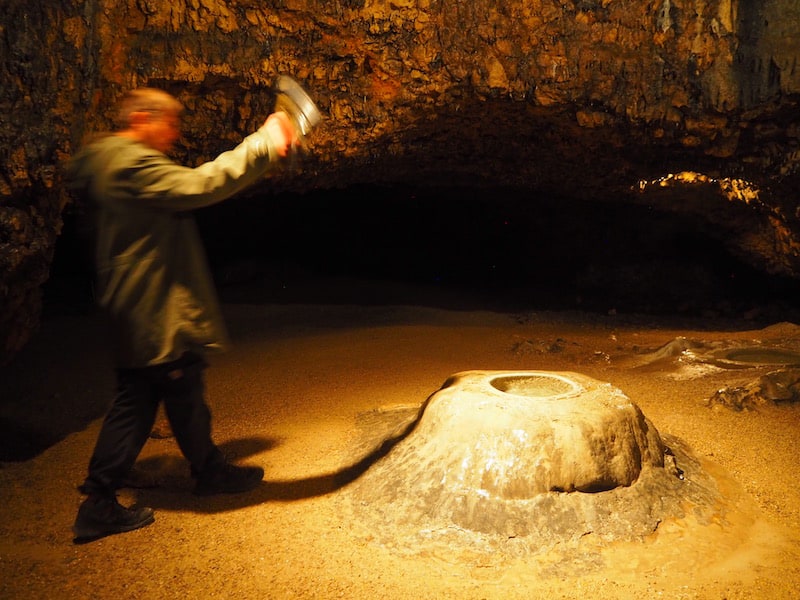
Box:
xmin=264 ymin=112 xmax=299 ymax=157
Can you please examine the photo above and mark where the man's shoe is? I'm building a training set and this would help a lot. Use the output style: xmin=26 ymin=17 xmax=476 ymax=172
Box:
xmin=72 ymin=495 xmax=155 ymax=544
xmin=193 ymin=463 xmax=264 ymax=496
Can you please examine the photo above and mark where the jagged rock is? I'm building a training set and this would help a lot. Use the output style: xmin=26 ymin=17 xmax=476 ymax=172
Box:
xmin=2 ymin=1 xmax=800 ymax=362
xmin=708 ymin=368 xmax=800 ymax=410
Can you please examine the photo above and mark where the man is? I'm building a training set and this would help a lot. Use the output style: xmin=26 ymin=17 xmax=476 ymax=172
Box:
xmin=67 ymin=87 xmax=298 ymax=543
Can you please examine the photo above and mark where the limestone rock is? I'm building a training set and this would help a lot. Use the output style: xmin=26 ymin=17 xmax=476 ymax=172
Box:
xmin=3 ymin=0 xmax=800 ymax=362
xmin=708 ymin=368 xmax=800 ymax=411
xmin=346 ymin=371 xmax=719 ymax=555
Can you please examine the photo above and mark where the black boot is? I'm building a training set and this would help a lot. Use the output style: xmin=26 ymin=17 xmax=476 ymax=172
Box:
xmin=73 ymin=495 xmax=154 ymax=544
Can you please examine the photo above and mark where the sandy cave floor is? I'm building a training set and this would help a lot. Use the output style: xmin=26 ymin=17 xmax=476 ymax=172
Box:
xmin=2 ymin=284 xmax=800 ymax=599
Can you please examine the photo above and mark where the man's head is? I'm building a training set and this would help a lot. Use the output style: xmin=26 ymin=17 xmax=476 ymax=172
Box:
xmin=116 ymin=88 xmax=183 ymax=153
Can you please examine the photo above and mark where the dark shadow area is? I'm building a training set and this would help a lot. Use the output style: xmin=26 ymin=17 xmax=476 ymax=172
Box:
xmin=0 ymin=311 xmax=113 ymax=462
xmin=46 ymin=182 xmax=800 ymax=320
xmin=135 ymin=400 xmax=427 ymax=512
xmin=196 ymin=183 xmax=800 ymax=320
xmin=0 ymin=418 xmax=65 ymax=462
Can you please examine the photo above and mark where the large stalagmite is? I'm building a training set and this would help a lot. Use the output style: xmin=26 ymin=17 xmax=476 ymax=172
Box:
xmin=344 ymin=370 xmax=721 ymax=555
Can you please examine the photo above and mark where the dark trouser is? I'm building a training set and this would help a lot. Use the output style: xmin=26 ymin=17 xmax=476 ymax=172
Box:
xmin=79 ymin=352 xmax=226 ymax=497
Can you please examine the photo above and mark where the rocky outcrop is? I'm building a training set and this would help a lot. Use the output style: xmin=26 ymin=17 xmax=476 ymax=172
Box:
xmin=2 ymin=0 xmax=800 ymax=363
xmin=345 ymin=371 xmax=719 ymax=555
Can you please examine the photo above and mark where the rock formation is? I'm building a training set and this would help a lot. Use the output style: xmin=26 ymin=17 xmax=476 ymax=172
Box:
xmin=2 ymin=0 xmax=800 ymax=363
xmin=344 ymin=370 xmax=720 ymax=556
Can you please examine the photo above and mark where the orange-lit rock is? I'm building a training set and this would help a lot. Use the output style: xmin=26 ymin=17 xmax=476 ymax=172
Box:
xmin=346 ymin=370 xmax=720 ymax=554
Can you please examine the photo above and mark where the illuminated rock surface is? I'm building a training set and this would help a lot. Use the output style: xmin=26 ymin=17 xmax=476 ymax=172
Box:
xmin=346 ymin=370 xmax=721 ymax=555
xmin=3 ymin=1 xmax=800 ymax=362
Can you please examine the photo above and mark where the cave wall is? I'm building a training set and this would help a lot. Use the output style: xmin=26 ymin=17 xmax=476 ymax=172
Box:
xmin=1 ymin=1 xmax=86 ymax=365
xmin=2 ymin=0 xmax=800 ymax=363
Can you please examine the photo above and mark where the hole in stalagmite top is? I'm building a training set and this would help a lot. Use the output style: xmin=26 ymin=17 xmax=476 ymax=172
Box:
xmin=490 ymin=373 xmax=581 ymax=398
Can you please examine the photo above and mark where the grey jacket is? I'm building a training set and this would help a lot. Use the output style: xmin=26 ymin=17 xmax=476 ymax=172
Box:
xmin=67 ymin=126 xmax=281 ymax=368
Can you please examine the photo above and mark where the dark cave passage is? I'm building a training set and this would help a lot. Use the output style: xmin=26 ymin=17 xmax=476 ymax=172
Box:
xmin=47 ymin=183 xmax=800 ymax=320
xmin=197 ymin=184 xmax=800 ymax=318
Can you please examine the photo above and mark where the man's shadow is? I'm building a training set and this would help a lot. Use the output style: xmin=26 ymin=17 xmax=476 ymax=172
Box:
xmin=135 ymin=400 xmax=428 ymax=513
